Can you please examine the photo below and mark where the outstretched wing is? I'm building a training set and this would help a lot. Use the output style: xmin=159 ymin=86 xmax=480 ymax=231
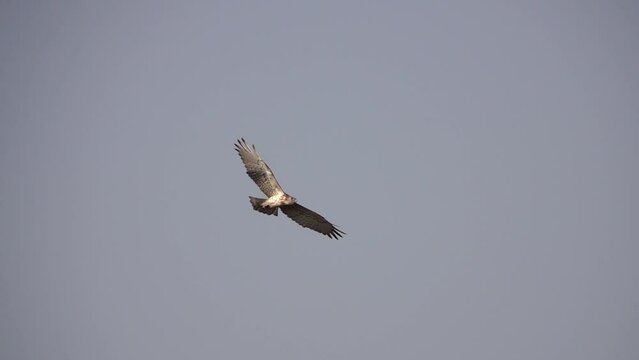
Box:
xmin=235 ymin=138 xmax=284 ymax=197
xmin=280 ymin=203 xmax=345 ymax=239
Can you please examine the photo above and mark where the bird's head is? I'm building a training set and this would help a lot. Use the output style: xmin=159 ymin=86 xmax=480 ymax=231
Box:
xmin=283 ymin=194 xmax=297 ymax=205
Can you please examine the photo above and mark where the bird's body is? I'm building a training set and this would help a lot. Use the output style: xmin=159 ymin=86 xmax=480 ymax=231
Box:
xmin=235 ymin=138 xmax=345 ymax=239
xmin=261 ymin=192 xmax=297 ymax=208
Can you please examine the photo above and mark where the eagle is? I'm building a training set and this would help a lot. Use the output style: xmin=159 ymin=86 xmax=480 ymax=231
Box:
xmin=235 ymin=138 xmax=345 ymax=239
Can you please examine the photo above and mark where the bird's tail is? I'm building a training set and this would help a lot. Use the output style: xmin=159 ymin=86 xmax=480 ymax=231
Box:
xmin=249 ymin=196 xmax=278 ymax=216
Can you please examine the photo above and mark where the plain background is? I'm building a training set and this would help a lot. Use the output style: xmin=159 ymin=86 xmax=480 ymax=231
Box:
xmin=1 ymin=1 xmax=638 ymax=359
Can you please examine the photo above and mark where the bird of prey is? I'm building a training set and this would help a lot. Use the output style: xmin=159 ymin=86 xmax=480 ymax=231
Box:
xmin=235 ymin=138 xmax=345 ymax=239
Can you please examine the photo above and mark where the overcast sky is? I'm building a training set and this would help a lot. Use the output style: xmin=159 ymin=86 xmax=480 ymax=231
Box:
xmin=1 ymin=1 xmax=638 ymax=359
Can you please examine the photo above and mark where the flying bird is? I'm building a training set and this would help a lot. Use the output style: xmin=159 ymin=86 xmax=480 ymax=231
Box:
xmin=235 ymin=138 xmax=345 ymax=239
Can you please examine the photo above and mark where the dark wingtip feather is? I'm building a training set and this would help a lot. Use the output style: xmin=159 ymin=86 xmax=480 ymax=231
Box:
xmin=235 ymin=138 xmax=252 ymax=153
xmin=328 ymin=227 xmax=345 ymax=239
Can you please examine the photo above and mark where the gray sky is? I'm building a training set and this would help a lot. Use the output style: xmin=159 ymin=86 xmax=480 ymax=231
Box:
xmin=1 ymin=1 xmax=638 ymax=359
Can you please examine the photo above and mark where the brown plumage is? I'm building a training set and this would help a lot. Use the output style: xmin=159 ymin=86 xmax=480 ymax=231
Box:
xmin=235 ymin=138 xmax=345 ymax=239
